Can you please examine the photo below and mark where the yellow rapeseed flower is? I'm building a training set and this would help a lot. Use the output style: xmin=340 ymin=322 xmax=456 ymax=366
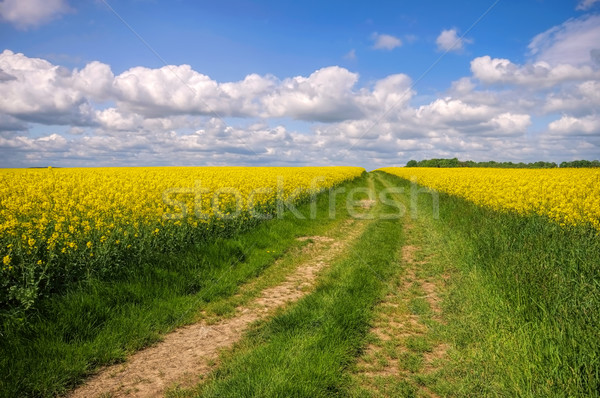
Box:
xmin=0 ymin=166 xmax=364 ymax=276
xmin=379 ymin=167 xmax=600 ymax=230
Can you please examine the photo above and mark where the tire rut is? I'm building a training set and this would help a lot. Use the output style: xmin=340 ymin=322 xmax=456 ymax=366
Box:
xmin=352 ymin=174 xmax=448 ymax=397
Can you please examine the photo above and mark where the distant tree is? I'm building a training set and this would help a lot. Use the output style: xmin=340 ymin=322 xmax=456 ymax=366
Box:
xmin=559 ymin=160 xmax=599 ymax=168
xmin=403 ymin=158 xmax=568 ymax=168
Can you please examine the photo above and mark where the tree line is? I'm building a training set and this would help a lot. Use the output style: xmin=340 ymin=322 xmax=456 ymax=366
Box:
xmin=405 ymin=158 xmax=600 ymax=168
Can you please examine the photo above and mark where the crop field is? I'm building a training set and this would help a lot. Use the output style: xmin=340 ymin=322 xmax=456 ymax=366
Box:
xmin=379 ymin=167 xmax=600 ymax=229
xmin=0 ymin=167 xmax=598 ymax=398
xmin=0 ymin=166 xmax=363 ymax=313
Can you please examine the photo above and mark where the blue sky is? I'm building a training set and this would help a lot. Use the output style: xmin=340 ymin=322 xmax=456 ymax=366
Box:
xmin=0 ymin=0 xmax=599 ymax=168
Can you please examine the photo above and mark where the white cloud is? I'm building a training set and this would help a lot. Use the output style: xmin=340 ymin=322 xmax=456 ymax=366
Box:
xmin=436 ymin=28 xmax=472 ymax=52
xmin=261 ymin=66 xmax=364 ymax=122
xmin=528 ymin=14 xmax=600 ymax=66
xmin=373 ymin=74 xmax=413 ymax=105
xmin=113 ymin=65 xmax=281 ymax=119
xmin=548 ymin=115 xmax=600 ymax=136
xmin=576 ymin=0 xmax=600 ymax=10
xmin=449 ymin=77 xmax=476 ymax=94
xmin=73 ymin=61 xmax=115 ymax=101
xmin=371 ymin=33 xmax=402 ymax=50
xmin=1 ymin=40 xmax=599 ymax=169
xmin=0 ymin=50 xmax=97 ymax=125
xmin=482 ymin=113 xmax=531 ymax=135
xmin=413 ymin=98 xmax=530 ymax=136
xmin=543 ymin=80 xmax=600 ymax=114
xmin=0 ymin=51 xmax=414 ymax=125
xmin=113 ymin=64 xmax=227 ymax=117
xmin=471 ymin=55 xmax=600 ymax=87
xmin=0 ymin=0 xmax=70 ymax=29
xmin=417 ymin=98 xmax=493 ymax=125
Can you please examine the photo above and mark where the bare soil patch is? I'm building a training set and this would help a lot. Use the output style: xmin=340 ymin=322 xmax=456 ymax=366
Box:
xmin=423 ymin=343 xmax=449 ymax=374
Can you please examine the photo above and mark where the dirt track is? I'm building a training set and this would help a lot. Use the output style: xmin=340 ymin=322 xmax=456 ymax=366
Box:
xmin=69 ymin=217 xmax=370 ymax=398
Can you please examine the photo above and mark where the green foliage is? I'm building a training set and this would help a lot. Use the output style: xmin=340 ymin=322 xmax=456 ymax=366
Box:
xmin=559 ymin=159 xmax=600 ymax=168
xmin=405 ymin=158 xmax=561 ymax=168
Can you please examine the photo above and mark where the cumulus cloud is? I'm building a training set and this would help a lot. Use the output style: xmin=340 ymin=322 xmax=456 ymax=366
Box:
xmin=73 ymin=61 xmax=115 ymax=101
xmin=482 ymin=113 xmax=532 ymax=135
xmin=371 ymin=33 xmax=402 ymax=50
xmin=112 ymin=64 xmax=266 ymax=118
xmin=0 ymin=50 xmax=416 ymax=126
xmin=528 ymin=14 xmax=600 ymax=66
xmin=1 ymin=35 xmax=599 ymax=169
xmin=471 ymin=55 xmax=600 ymax=87
xmin=548 ymin=115 xmax=600 ymax=136
xmin=543 ymin=80 xmax=600 ymax=114
xmin=414 ymin=98 xmax=530 ymax=136
xmin=0 ymin=0 xmax=71 ymax=29
xmin=367 ymin=74 xmax=414 ymax=110
xmin=0 ymin=50 xmax=98 ymax=125
xmin=261 ymin=66 xmax=365 ymax=122
xmin=0 ymin=68 xmax=16 ymax=81
xmin=436 ymin=28 xmax=472 ymax=52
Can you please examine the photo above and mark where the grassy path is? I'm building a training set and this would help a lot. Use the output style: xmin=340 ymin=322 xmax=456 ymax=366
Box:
xmin=168 ymin=173 xmax=406 ymax=397
xmin=349 ymin=173 xmax=451 ymax=397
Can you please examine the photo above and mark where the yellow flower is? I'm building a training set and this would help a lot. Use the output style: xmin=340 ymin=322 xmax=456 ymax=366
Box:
xmin=2 ymin=255 xmax=10 ymax=266
xmin=0 ymin=166 xmax=364 ymax=274
xmin=379 ymin=167 xmax=600 ymax=229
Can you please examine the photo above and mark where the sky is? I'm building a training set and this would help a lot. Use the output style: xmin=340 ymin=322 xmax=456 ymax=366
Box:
xmin=0 ymin=0 xmax=599 ymax=169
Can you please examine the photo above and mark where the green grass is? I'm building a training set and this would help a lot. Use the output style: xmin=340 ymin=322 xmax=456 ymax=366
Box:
xmin=0 ymin=175 xmax=369 ymax=398
xmin=379 ymin=171 xmax=600 ymax=397
xmin=169 ymin=174 xmax=406 ymax=397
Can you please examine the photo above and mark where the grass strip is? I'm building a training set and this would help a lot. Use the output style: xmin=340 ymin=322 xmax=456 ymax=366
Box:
xmin=0 ymin=175 xmax=369 ymax=398
xmin=380 ymin=171 xmax=600 ymax=397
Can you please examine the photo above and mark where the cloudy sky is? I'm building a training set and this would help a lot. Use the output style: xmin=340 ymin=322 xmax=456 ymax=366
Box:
xmin=0 ymin=0 xmax=599 ymax=168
